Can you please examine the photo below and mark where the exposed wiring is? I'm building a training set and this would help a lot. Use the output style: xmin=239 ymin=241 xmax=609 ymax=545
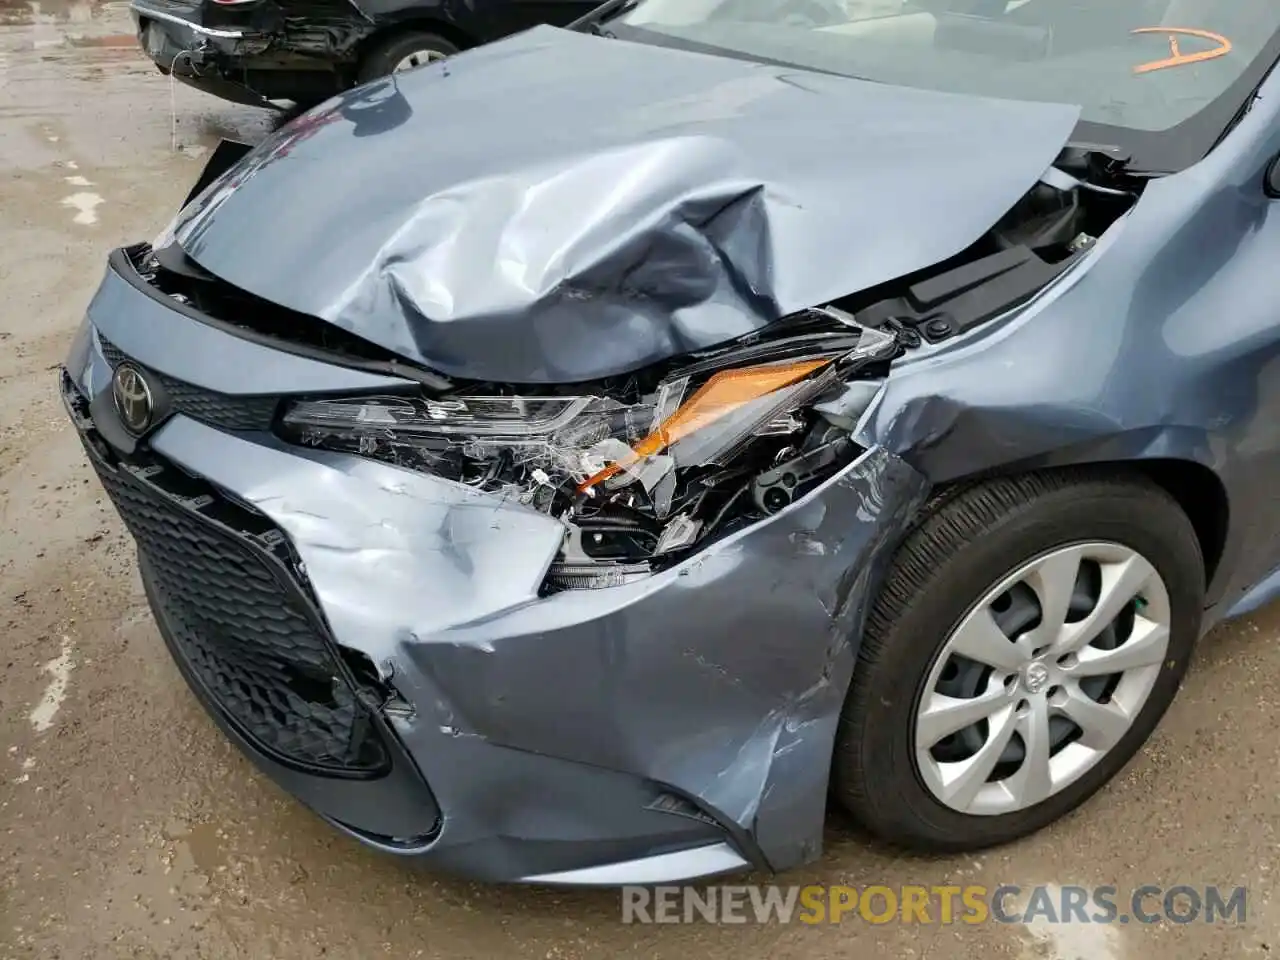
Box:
xmin=703 ymin=483 xmax=750 ymax=539
xmin=168 ymin=49 xmax=193 ymax=152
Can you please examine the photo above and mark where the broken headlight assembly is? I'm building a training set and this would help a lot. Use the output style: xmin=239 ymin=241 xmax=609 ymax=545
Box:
xmin=278 ymin=312 xmax=896 ymax=592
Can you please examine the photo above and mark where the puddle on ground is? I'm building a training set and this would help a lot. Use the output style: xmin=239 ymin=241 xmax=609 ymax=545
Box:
xmin=0 ymin=0 xmax=147 ymax=81
xmin=0 ymin=0 xmax=279 ymax=167
xmin=0 ymin=0 xmax=108 ymax=27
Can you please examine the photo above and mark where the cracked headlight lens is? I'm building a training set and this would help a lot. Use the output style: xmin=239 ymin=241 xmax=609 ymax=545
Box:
xmin=284 ymin=394 xmax=605 ymax=438
xmin=282 ymin=358 xmax=835 ymax=509
xmin=281 ymin=392 xmax=663 ymax=490
xmin=279 ymin=320 xmax=895 ymax=589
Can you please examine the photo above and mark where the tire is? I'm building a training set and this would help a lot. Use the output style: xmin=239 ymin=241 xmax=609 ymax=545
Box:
xmin=831 ymin=469 xmax=1205 ymax=852
xmin=357 ymin=30 xmax=459 ymax=84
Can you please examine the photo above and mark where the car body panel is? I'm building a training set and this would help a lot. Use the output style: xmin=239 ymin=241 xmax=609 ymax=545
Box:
xmin=1224 ymin=564 xmax=1280 ymax=619
xmin=62 ymin=13 xmax=1280 ymax=884
xmin=167 ymin=25 xmax=1080 ymax=383
xmin=853 ymin=71 xmax=1280 ymax=624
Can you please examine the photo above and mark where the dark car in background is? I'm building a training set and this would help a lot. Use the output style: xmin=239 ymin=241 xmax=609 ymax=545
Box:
xmin=130 ymin=0 xmax=601 ymax=107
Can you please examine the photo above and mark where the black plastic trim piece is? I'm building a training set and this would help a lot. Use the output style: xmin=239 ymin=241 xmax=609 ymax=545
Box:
xmin=142 ymin=566 xmax=443 ymax=842
xmin=908 ymin=246 xmax=1034 ymax=309
xmin=109 ymin=245 xmax=452 ymax=391
xmin=854 ymin=244 xmax=1075 ymax=343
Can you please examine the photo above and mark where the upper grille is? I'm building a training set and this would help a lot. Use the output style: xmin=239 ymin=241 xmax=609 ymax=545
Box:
xmin=63 ymin=373 xmax=390 ymax=778
xmin=97 ymin=335 xmax=279 ymax=432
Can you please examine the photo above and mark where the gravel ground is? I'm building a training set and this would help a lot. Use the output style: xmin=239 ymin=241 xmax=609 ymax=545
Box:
xmin=0 ymin=3 xmax=1275 ymax=957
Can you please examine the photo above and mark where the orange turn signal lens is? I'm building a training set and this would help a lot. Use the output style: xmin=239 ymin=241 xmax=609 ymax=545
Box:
xmin=577 ymin=357 xmax=831 ymax=493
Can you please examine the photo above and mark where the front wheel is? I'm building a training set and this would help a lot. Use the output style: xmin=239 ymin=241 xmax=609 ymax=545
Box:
xmin=832 ymin=470 xmax=1205 ymax=851
xmin=357 ymin=31 xmax=459 ymax=84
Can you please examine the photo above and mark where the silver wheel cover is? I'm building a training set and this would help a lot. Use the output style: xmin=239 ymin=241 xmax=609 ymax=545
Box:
xmin=914 ymin=542 xmax=1172 ymax=816
xmin=393 ymin=49 xmax=448 ymax=73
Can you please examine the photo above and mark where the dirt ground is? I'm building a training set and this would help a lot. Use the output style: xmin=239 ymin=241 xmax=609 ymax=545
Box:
xmin=0 ymin=3 xmax=1278 ymax=958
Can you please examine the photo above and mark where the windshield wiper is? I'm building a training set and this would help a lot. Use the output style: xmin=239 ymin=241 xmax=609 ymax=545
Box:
xmin=570 ymin=0 xmax=641 ymax=37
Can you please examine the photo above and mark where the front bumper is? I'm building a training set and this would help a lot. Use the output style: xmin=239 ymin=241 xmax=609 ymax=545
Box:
xmin=61 ymin=252 xmax=930 ymax=884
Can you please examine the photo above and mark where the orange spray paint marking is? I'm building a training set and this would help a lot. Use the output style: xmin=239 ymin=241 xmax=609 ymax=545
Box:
xmin=1132 ymin=27 xmax=1232 ymax=75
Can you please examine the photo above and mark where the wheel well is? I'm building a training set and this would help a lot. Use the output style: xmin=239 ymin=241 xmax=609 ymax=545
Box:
xmin=962 ymin=458 xmax=1229 ymax=586
xmin=1129 ymin=458 xmax=1229 ymax=585
xmin=357 ymin=18 xmax=477 ymax=62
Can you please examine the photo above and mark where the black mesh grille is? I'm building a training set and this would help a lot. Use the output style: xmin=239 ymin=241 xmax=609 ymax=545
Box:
xmin=101 ymin=463 xmax=389 ymax=776
xmin=98 ymin=335 xmax=279 ymax=432
xmin=63 ymin=373 xmax=389 ymax=777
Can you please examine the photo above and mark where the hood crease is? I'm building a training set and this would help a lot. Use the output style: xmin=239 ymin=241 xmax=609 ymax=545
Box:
xmin=171 ymin=25 xmax=1080 ymax=383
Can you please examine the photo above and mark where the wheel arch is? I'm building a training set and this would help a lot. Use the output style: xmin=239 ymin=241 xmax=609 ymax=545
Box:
xmin=830 ymin=444 xmax=1210 ymax=850
xmin=1127 ymin=458 xmax=1229 ymax=588
xmin=354 ymin=15 xmax=479 ymax=63
xmin=918 ymin=428 xmax=1233 ymax=605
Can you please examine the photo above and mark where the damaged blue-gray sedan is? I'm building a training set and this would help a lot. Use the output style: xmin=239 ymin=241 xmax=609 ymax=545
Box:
xmin=60 ymin=0 xmax=1280 ymax=884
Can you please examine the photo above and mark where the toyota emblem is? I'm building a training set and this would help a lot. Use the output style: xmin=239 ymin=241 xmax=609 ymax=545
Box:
xmin=112 ymin=363 xmax=154 ymax=435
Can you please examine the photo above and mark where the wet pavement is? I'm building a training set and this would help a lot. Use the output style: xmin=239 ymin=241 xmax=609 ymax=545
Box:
xmin=0 ymin=3 xmax=1276 ymax=958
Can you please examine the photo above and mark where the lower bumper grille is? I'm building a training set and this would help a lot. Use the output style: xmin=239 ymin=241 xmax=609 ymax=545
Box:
xmin=64 ymin=374 xmax=390 ymax=778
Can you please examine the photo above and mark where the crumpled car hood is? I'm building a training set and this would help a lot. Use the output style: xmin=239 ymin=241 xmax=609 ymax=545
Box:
xmin=170 ymin=25 xmax=1080 ymax=384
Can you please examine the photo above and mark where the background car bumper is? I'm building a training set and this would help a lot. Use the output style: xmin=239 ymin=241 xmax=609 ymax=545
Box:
xmin=130 ymin=1 xmax=289 ymax=107
xmin=62 ymin=256 xmax=932 ymax=883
